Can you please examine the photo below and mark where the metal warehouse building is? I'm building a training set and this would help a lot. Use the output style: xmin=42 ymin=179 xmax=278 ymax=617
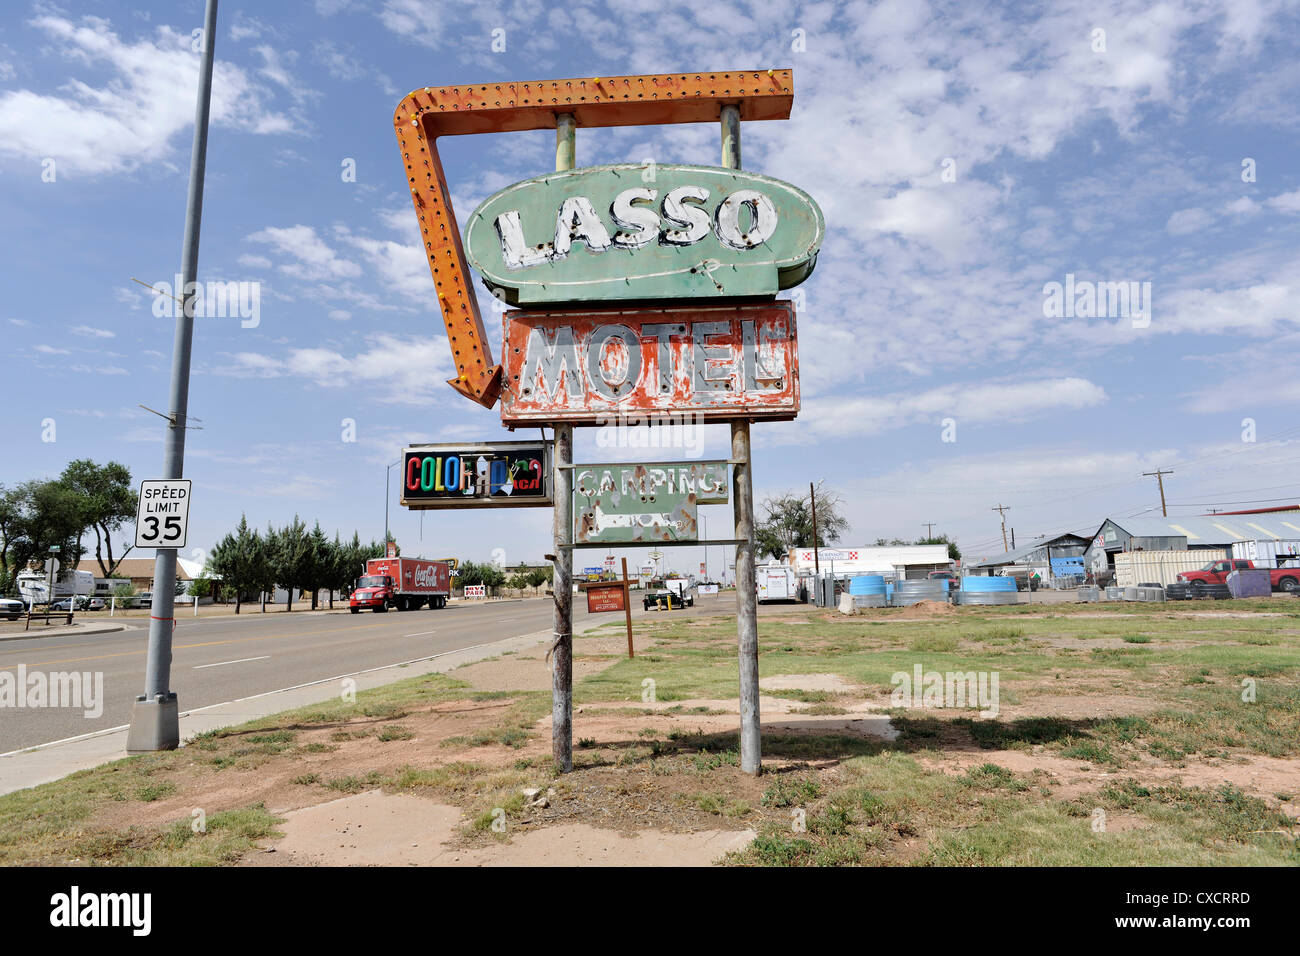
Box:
xmin=1085 ymin=511 xmax=1300 ymax=574
xmin=964 ymin=531 xmax=1093 ymax=586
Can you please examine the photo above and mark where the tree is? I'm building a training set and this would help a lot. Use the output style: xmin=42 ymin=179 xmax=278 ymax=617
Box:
xmin=755 ymin=480 xmax=849 ymax=560
xmin=59 ymin=460 xmax=137 ymax=578
xmin=3 ymin=479 xmax=87 ymax=578
xmin=874 ymin=537 xmax=910 ymax=546
xmin=271 ymin=517 xmax=312 ymax=612
xmin=207 ymin=515 xmax=264 ymax=614
xmin=917 ymin=534 xmax=961 ymax=562
xmin=526 ymin=567 xmax=551 ymax=592
xmin=303 ymin=521 xmax=333 ymax=610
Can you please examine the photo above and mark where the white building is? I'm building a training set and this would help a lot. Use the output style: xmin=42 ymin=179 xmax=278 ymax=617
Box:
xmin=787 ymin=545 xmax=951 ymax=580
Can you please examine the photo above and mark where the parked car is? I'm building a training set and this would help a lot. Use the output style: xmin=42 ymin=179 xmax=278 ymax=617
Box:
xmin=137 ymin=591 xmax=153 ymax=608
xmin=85 ymin=597 xmax=106 ymax=611
xmin=1177 ymin=558 xmax=1300 ymax=595
xmin=0 ymin=597 xmax=25 ymax=621
xmin=51 ymin=596 xmax=89 ymax=611
xmin=927 ymin=570 xmax=959 ymax=591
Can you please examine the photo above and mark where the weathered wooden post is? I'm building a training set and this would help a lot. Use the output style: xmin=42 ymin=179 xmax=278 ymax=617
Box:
xmin=551 ymin=112 xmax=576 ymax=773
xmin=722 ymin=103 xmax=762 ymax=775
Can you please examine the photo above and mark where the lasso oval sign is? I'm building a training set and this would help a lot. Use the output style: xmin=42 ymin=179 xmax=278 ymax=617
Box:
xmin=465 ymin=163 xmax=823 ymax=306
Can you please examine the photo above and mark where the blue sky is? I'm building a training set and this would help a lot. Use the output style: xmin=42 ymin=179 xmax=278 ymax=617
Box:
xmin=1 ymin=0 xmax=1298 ymax=574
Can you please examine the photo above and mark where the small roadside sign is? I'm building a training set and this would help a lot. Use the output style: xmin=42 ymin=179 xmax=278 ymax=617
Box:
xmin=135 ymin=479 xmax=192 ymax=549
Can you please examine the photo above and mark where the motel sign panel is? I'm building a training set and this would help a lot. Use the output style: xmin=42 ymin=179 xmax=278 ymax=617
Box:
xmin=500 ymin=302 xmax=798 ymax=425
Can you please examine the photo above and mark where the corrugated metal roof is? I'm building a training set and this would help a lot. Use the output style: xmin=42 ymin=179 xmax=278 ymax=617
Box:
xmin=967 ymin=532 xmax=1090 ymax=568
xmin=1101 ymin=514 xmax=1300 ymax=545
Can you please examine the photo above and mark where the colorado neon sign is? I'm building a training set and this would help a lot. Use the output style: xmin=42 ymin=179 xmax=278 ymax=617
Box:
xmin=400 ymin=441 xmax=553 ymax=509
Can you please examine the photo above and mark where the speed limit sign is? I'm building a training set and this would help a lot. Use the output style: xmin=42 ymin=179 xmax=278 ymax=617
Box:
xmin=135 ymin=479 xmax=192 ymax=549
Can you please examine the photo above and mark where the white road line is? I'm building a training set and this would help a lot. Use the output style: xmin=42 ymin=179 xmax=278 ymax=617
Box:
xmin=193 ymin=655 xmax=270 ymax=669
xmin=0 ymin=637 xmax=518 ymax=758
xmin=403 ymin=631 xmax=437 ymax=637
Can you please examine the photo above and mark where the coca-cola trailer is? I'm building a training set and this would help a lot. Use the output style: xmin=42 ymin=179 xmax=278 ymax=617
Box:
xmin=349 ymin=556 xmax=451 ymax=613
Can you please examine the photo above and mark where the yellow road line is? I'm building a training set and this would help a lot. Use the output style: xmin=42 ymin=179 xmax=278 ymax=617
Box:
xmin=0 ymin=620 xmax=395 ymax=671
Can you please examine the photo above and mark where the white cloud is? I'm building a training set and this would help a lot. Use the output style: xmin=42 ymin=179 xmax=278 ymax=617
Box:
xmin=0 ymin=15 xmax=295 ymax=176
xmin=71 ymin=324 xmax=115 ymax=339
xmin=246 ymin=225 xmax=362 ymax=281
xmin=766 ymin=376 xmax=1108 ymax=445
xmin=1166 ymin=207 xmax=1213 ymax=235
xmin=1266 ymin=189 xmax=1300 ymax=213
xmin=214 ymin=334 xmax=453 ymax=405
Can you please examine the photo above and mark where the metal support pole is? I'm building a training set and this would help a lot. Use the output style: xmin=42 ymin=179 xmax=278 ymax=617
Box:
xmin=722 ymin=102 xmax=760 ymax=775
xmin=732 ymin=420 xmax=760 ymax=774
xmin=127 ymin=0 xmax=217 ymax=752
xmin=551 ymin=113 xmax=576 ymax=774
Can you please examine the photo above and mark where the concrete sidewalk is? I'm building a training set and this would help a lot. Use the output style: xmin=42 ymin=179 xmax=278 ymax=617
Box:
xmin=0 ymin=615 xmax=609 ymax=797
xmin=0 ymin=621 xmax=133 ymax=642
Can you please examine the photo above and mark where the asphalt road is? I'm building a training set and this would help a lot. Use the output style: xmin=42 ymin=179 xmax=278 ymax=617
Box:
xmin=0 ymin=596 xmax=651 ymax=753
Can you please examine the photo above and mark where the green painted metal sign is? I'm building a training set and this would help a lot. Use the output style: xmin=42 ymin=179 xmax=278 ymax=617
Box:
xmin=572 ymin=460 xmax=731 ymax=544
xmin=466 ymin=163 xmax=823 ymax=306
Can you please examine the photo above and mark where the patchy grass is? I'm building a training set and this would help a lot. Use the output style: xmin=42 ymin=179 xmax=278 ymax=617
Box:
xmin=2 ymin=600 xmax=1297 ymax=866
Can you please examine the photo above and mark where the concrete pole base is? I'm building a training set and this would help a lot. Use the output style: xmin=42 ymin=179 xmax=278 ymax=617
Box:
xmin=125 ymin=693 xmax=180 ymax=752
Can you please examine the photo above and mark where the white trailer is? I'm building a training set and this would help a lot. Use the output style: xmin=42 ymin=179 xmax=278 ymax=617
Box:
xmin=757 ymin=565 xmax=799 ymax=602
xmin=16 ymin=569 xmax=95 ymax=604
xmin=1231 ymin=539 xmax=1300 ymax=568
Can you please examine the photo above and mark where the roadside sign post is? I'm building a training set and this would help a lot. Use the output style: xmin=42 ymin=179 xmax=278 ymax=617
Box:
xmin=622 ymin=558 xmax=634 ymax=659
xmin=127 ymin=0 xmax=217 ymax=754
xmin=394 ymin=69 xmax=819 ymax=777
xmin=723 ymin=104 xmax=762 ymax=776
xmin=551 ymin=113 xmax=577 ymax=774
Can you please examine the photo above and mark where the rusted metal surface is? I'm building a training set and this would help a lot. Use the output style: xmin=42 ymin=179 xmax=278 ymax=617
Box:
xmin=575 ymin=487 xmax=699 ymax=545
xmin=585 ymin=581 xmax=626 ymax=613
xmin=466 ymin=164 xmax=823 ymax=305
xmin=574 ymin=461 xmax=729 ymax=504
xmin=393 ymin=70 xmax=794 ymax=409
xmin=573 ymin=461 xmax=727 ymax=545
xmin=500 ymin=301 xmax=798 ymax=425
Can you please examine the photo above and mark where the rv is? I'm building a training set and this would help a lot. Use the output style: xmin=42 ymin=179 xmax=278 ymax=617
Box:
xmin=16 ymin=569 xmax=95 ymax=605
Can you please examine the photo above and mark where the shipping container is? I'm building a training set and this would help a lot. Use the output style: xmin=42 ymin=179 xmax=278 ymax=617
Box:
xmin=1114 ymin=550 xmax=1228 ymax=587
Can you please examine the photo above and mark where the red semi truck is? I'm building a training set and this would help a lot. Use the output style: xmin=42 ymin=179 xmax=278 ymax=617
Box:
xmin=1177 ymin=558 xmax=1300 ymax=594
xmin=349 ymin=556 xmax=451 ymax=613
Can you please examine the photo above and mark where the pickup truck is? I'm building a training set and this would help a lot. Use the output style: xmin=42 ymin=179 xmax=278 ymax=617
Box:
xmin=1177 ymin=558 xmax=1300 ymax=594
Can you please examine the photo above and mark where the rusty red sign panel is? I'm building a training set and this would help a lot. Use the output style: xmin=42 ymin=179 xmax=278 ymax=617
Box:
xmin=499 ymin=301 xmax=798 ymax=425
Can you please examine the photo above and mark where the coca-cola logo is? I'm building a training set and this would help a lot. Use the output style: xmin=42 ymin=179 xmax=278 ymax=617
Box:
xmin=413 ymin=566 xmax=439 ymax=587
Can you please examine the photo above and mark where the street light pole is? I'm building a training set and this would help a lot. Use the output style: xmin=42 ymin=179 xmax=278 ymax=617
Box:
xmin=127 ymin=0 xmax=218 ymax=753
xmin=385 ymin=459 xmax=399 ymax=546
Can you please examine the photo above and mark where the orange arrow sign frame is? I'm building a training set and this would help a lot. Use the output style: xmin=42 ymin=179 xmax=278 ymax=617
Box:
xmin=394 ymin=70 xmax=795 ymax=408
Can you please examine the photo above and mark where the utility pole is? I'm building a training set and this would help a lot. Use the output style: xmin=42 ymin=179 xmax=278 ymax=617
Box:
xmin=127 ymin=0 xmax=218 ymax=753
xmin=725 ymin=104 xmax=761 ymax=776
xmin=1143 ymin=469 xmax=1173 ymax=517
xmin=922 ymin=521 xmax=936 ymax=539
xmin=992 ymin=504 xmax=1010 ymax=553
xmin=550 ymin=115 xmax=576 ymax=774
xmin=810 ymin=481 xmax=820 ymax=576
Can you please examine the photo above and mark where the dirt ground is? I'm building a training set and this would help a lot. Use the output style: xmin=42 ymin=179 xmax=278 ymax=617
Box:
xmin=16 ymin=600 xmax=1296 ymax=867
